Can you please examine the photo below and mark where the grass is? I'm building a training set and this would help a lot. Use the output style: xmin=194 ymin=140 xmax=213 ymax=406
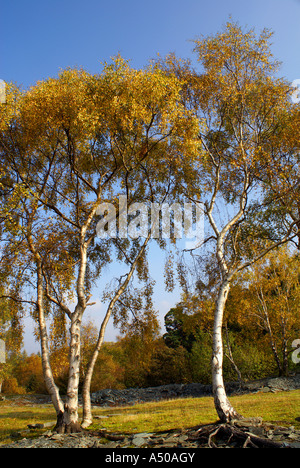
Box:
xmin=0 ymin=390 xmax=299 ymax=445
xmin=90 ymin=390 xmax=300 ymax=434
xmin=0 ymin=402 xmax=56 ymax=445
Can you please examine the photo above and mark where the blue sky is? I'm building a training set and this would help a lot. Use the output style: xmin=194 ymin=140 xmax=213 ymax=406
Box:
xmin=1 ymin=0 xmax=300 ymax=352
xmin=1 ymin=0 xmax=300 ymax=88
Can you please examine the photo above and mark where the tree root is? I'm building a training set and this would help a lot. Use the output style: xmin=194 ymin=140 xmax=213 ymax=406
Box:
xmin=54 ymin=411 xmax=83 ymax=434
xmin=196 ymin=421 xmax=287 ymax=448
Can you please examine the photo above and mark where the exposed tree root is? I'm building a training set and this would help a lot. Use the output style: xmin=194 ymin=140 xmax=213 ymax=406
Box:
xmin=196 ymin=420 xmax=287 ymax=448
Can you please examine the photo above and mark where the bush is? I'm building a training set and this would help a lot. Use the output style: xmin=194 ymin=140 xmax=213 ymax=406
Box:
xmin=145 ymin=343 xmax=192 ymax=386
xmin=2 ymin=377 xmax=26 ymax=395
xmin=189 ymin=333 xmax=212 ymax=384
xmin=232 ymin=344 xmax=277 ymax=381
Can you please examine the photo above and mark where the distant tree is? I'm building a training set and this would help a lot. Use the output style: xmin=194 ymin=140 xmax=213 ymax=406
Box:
xmin=14 ymin=354 xmax=45 ymax=393
xmin=163 ymin=305 xmax=196 ymax=352
xmin=242 ymin=247 xmax=300 ymax=376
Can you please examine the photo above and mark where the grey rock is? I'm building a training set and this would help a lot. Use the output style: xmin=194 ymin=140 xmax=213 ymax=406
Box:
xmin=261 ymin=387 xmax=271 ymax=392
xmin=50 ymin=433 xmax=63 ymax=440
xmin=132 ymin=437 xmax=146 ymax=447
xmin=135 ymin=432 xmax=153 ymax=438
xmin=289 ymin=441 xmax=300 ymax=448
xmin=91 ymin=375 xmax=300 ymax=408
xmin=248 ymin=426 xmax=265 ymax=437
xmin=232 ymin=417 xmax=263 ymax=428
xmin=28 ymin=421 xmax=55 ymax=430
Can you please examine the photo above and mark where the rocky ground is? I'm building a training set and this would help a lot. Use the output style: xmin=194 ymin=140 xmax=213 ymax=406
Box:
xmin=1 ymin=375 xmax=300 ymax=449
xmin=1 ymin=418 xmax=300 ymax=448
xmin=90 ymin=374 xmax=300 ymax=407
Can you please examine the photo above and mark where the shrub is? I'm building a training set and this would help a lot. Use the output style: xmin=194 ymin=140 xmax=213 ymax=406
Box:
xmin=2 ymin=377 xmax=26 ymax=395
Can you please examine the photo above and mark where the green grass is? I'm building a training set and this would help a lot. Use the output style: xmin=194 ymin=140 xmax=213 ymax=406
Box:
xmin=0 ymin=390 xmax=299 ymax=445
xmin=90 ymin=390 xmax=300 ymax=434
xmin=0 ymin=402 xmax=56 ymax=445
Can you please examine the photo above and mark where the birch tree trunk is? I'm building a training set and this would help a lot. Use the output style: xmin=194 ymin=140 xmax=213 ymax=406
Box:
xmin=60 ymin=310 xmax=83 ymax=433
xmin=36 ymin=261 xmax=65 ymax=422
xmin=57 ymin=236 xmax=88 ymax=432
xmin=28 ymin=223 xmax=65 ymax=424
xmin=212 ymin=280 xmax=242 ymax=422
xmin=81 ymin=234 xmax=151 ymax=428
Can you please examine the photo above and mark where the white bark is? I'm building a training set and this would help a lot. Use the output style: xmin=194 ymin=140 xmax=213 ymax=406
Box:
xmin=36 ymin=262 xmax=65 ymax=418
xmin=28 ymin=225 xmax=65 ymax=420
xmin=62 ymin=311 xmax=83 ymax=432
xmin=81 ymin=234 xmax=151 ymax=428
xmin=205 ymin=158 xmax=248 ymax=422
xmin=212 ymin=280 xmax=241 ymax=422
xmin=61 ymin=238 xmax=88 ymax=432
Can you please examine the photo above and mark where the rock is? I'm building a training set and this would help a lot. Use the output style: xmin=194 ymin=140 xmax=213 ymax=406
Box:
xmin=135 ymin=432 xmax=153 ymax=438
xmin=164 ymin=435 xmax=179 ymax=444
xmin=290 ymin=441 xmax=300 ymax=448
xmin=91 ymin=375 xmax=300 ymax=408
xmin=248 ymin=426 xmax=265 ymax=437
xmin=44 ymin=422 xmax=56 ymax=428
xmin=2 ymin=422 xmax=300 ymax=448
xmin=50 ymin=433 xmax=63 ymax=440
xmin=131 ymin=432 xmax=153 ymax=447
xmin=27 ymin=421 xmax=55 ymax=430
xmin=232 ymin=417 xmax=263 ymax=428
xmin=132 ymin=436 xmax=146 ymax=447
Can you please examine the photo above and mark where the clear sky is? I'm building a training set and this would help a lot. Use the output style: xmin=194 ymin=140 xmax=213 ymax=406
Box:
xmin=1 ymin=0 xmax=300 ymax=88
xmin=1 ymin=0 xmax=300 ymax=352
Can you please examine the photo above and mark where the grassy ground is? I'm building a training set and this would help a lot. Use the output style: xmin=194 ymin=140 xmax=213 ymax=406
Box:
xmin=0 ymin=390 xmax=299 ymax=445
